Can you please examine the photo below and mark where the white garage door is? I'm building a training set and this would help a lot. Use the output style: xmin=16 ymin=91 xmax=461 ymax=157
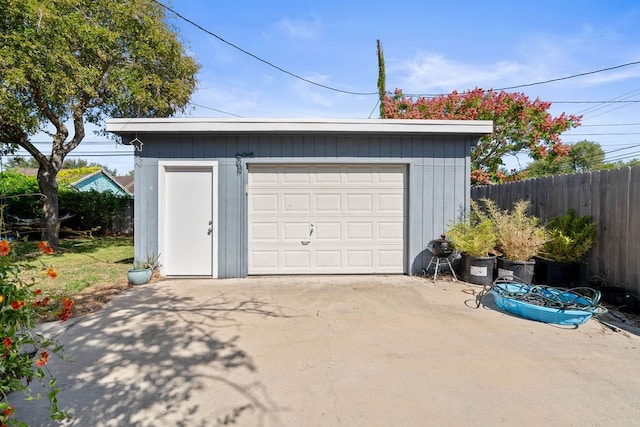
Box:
xmin=248 ymin=164 xmax=406 ymax=274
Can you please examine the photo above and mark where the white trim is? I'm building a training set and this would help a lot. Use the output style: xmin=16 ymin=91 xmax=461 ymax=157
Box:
xmin=158 ymin=160 xmax=218 ymax=278
xmin=107 ymin=118 xmax=493 ymax=135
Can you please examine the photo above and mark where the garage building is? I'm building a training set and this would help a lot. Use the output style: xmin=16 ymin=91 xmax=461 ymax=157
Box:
xmin=106 ymin=118 xmax=492 ymax=278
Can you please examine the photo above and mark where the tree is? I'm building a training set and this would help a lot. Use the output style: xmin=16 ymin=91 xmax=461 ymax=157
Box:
xmin=0 ymin=0 xmax=199 ymax=246
xmin=527 ymin=140 xmax=605 ymax=177
xmin=383 ymin=88 xmax=581 ymax=184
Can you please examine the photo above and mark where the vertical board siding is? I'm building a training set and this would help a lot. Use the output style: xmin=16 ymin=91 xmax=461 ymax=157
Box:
xmin=472 ymin=166 xmax=640 ymax=296
xmin=136 ymin=133 xmax=475 ymax=278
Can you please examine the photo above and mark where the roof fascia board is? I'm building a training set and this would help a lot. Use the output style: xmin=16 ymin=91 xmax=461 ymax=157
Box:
xmin=106 ymin=118 xmax=493 ymax=136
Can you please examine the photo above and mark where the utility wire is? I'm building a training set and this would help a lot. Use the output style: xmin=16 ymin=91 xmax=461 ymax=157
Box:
xmin=189 ymin=103 xmax=243 ymax=118
xmin=494 ymin=61 xmax=640 ymax=91
xmin=551 ymin=100 xmax=640 ymax=104
xmin=151 ymin=0 xmax=378 ymax=96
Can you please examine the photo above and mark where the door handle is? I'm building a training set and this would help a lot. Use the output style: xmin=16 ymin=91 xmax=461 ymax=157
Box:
xmin=301 ymin=240 xmax=310 ymax=245
xmin=309 ymin=223 xmax=314 ymax=236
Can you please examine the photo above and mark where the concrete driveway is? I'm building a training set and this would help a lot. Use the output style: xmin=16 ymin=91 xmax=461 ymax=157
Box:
xmin=12 ymin=275 xmax=640 ymax=426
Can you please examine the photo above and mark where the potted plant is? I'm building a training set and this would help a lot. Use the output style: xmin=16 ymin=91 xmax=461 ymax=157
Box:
xmin=446 ymin=200 xmax=498 ymax=285
xmin=537 ymin=209 xmax=596 ymax=287
xmin=127 ymin=252 xmax=160 ymax=285
xmin=482 ymin=198 xmax=547 ymax=283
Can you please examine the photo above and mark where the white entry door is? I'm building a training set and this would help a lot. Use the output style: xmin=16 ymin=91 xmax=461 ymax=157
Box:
xmin=160 ymin=162 xmax=218 ymax=277
xmin=248 ymin=164 xmax=406 ymax=274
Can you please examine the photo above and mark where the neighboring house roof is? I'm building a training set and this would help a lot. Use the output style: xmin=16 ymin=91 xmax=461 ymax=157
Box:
xmin=70 ymin=168 xmax=132 ymax=196
xmin=114 ymin=175 xmax=134 ymax=193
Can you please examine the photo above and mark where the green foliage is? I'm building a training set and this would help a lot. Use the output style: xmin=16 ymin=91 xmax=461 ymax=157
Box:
xmin=1 ymin=0 xmax=198 ymax=244
xmin=58 ymin=191 xmax=131 ymax=234
xmin=541 ymin=209 xmax=596 ymax=263
xmin=1 ymin=172 xmax=131 ymax=235
xmin=0 ymin=240 xmax=72 ymax=425
xmin=527 ymin=140 xmax=606 ymax=177
xmin=446 ymin=200 xmax=497 ymax=258
xmin=481 ymin=199 xmax=547 ymax=261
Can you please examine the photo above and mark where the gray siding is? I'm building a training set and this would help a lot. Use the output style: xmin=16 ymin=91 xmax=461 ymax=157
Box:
xmin=134 ymin=133 xmax=475 ymax=278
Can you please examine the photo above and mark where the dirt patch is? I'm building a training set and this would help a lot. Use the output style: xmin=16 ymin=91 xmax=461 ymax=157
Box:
xmin=71 ymin=272 xmax=164 ymax=318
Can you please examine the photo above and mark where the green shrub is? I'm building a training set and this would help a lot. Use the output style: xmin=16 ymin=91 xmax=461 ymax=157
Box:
xmin=541 ymin=209 xmax=596 ymax=263
xmin=446 ymin=200 xmax=497 ymax=258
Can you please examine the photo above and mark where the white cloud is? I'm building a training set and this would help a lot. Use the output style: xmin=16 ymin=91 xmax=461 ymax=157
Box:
xmin=391 ymin=53 xmax=527 ymax=93
xmin=275 ymin=16 xmax=322 ymax=40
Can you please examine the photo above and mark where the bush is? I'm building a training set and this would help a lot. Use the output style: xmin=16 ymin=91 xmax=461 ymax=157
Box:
xmin=1 ymin=171 xmax=131 ymax=236
xmin=482 ymin=199 xmax=547 ymax=261
xmin=0 ymin=240 xmax=72 ymax=425
xmin=446 ymin=200 xmax=497 ymax=258
xmin=541 ymin=209 xmax=596 ymax=263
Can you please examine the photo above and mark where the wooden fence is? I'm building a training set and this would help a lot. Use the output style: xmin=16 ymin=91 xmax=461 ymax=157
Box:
xmin=471 ymin=166 xmax=640 ymax=296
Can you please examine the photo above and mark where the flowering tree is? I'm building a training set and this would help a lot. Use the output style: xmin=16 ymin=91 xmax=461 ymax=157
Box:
xmin=0 ymin=240 xmax=72 ymax=426
xmin=383 ymin=88 xmax=582 ymax=184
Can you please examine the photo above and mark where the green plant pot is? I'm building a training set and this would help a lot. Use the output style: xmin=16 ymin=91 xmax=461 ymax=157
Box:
xmin=127 ymin=268 xmax=152 ymax=285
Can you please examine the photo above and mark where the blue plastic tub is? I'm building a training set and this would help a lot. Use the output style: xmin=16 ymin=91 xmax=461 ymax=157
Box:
xmin=490 ymin=281 xmax=599 ymax=326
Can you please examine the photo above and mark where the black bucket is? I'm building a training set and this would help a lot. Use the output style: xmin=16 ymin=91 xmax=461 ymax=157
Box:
xmin=459 ymin=255 xmax=496 ymax=285
xmin=545 ymin=260 xmax=580 ymax=288
xmin=497 ymin=258 xmax=535 ymax=283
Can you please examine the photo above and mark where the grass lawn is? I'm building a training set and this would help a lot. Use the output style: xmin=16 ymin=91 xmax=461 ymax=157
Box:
xmin=13 ymin=237 xmax=134 ymax=318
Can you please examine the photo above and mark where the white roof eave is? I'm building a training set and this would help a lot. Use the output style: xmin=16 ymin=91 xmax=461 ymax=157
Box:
xmin=106 ymin=118 xmax=493 ymax=136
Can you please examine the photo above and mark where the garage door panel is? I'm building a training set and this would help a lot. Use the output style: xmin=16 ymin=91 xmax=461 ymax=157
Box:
xmin=315 ymin=222 xmax=341 ymax=240
xmin=315 ymin=250 xmax=341 ymax=268
xmin=378 ymin=194 xmax=404 ymax=212
xmin=248 ymin=164 xmax=406 ymax=274
xmin=346 ymin=194 xmax=373 ymax=212
xmin=378 ymin=250 xmax=404 ymax=267
xmin=283 ymin=250 xmax=310 ymax=269
xmin=283 ymin=194 xmax=310 ymax=212
xmin=251 ymin=194 xmax=278 ymax=212
xmin=251 ymin=251 xmax=279 ymax=269
xmin=346 ymin=222 xmax=373 ymax=240
xmin=378 ymin=222 xmax=404 ymax=239
xmin=282 ymin=167 xmax=310 ymax=183
xmin=315 ymin=194 xmax=341 ymax=212
xmin=283 ymin=222 xmax=310 ymax=240
xmin=251 ymin=222 xmax=278 ymax=241
xmin=347 ymin=250 xmax=374 ymax=268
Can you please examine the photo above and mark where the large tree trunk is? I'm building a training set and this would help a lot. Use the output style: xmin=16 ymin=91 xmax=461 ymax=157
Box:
xmin=37 ymin=163 xmax=60 ymax=248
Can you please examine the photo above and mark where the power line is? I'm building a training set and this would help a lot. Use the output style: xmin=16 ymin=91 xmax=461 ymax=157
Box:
xmin=566 ymin=132 xmax=640 ymax=136
xmin=151 ymin=0 xmax=378 ymax=97
xmin=189 ymin=103 xmax=243 ymax=118
xmin=580 ymin=122 xmax=640 ymax=127
xmin=494 ymin=61 xmax=640 ymax=91
xmin=551 ymin=100 xmax=640 ymax=104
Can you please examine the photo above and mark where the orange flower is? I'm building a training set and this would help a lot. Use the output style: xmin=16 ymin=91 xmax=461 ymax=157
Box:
xmin=33 ymin=297 xmax=50 ymax=308
xmin=3 ymin=336 xmax=11 ymax=351
xmin=36 ymin=351 xmax=49 ymax=367
xmin=34 ymin=289 xmax=42 ymax=296
xmin=46 ymin=268 xmax=59 ymax=279
xmin=0 ymin=239 xmax=10 ymax=257
xmin=58 ymin=297 xmax=74 ymax=321
xmin=38 ymin=241 xmax=53 ymax=254
xmin=0 ymin=295 xmax=3 ymax=303
xmin=2 ymin=405 xmax=13 ymax=416
xmin=10 ymin=300 xmax=25 ymax=310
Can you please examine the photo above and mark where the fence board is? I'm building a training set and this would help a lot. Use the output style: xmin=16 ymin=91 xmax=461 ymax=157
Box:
xmin=472 ymin=166 xmax=639 ymax=296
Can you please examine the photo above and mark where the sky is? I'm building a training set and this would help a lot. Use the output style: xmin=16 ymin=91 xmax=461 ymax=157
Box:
xmin=16 ymin=0 xmax=640 ymax=174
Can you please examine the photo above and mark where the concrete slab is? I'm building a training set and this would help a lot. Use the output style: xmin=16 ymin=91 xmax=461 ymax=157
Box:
xmin=11 ymin=275 xmax=640 ymax=426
